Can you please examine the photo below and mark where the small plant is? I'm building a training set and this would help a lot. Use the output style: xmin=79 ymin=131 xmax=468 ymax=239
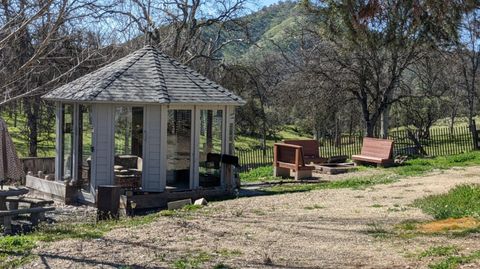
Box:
xmin=428 ymin=250 xmax=480 ymax=269
xmin=304 ymin=204 xmax=325 ymax=210
xmin=387 ymin=206 xmax=408 ymax=212
xmin=263 ymin=253 xmax=273 ymax=265
xmin=370 ymin=204 xmax=383 ymax=208
xmin=364 ymin=222 xmax=391 ymax=238
xmin=397 ymin=220 xmax=419 ymax=231
xmin=252 ymin=209 xmax=266 ymax=215
xmin=419 ymin=246 xmax=459 ymax=258
xmin=218 ymin=249 xmax=242 ymax=257
xmin=172 ymin=251 xmax=212 ymax=269
xmin=232 ymin=209 xmax=244 ymax=217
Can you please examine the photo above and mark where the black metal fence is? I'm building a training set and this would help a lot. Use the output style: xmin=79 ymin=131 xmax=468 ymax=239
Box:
xmin=236 ymin=125 xmax=477 ymax=173
xmin=236 ymin=147 xmax=274 ymax=172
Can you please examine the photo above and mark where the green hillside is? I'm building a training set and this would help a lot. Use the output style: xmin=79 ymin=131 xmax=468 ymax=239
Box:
xmin=221 ymin=1 xmax=303 ymax=61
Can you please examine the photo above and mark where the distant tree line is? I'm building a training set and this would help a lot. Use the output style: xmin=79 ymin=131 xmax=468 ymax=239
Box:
xmin=231 ymin=0 xmax=479 ymax=145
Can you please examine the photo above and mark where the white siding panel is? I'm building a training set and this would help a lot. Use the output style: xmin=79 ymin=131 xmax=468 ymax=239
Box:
xmin=143 ymin=105 xmax=163 ymax=191
xmin=92 ymin=104 xmax=114 ymax=194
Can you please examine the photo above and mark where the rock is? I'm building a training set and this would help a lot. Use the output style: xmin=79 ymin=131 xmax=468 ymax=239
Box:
xmin=194 ymin=198 xmax=208 ymax=206
xmin=167 ymin=199 xmax=192 ymax=210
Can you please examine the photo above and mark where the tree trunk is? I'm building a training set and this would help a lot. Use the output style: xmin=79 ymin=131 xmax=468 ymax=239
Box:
xmin=380 ymin=106 xmax=390 ymax=139
xmin=13 ymin=102 xmax=18 ymax=128
xmin=24 ymin=97 xmax=39 ymax=157
xmin=365 ymin=120 xmax=375 ymax=137
xmin=334 ymin=116 xmax=341 ymax=147
xmin=449 ymin=109 xmax=457 ymax=136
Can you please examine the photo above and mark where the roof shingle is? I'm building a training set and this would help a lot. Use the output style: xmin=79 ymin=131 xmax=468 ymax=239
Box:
xmin=42 ymin=46 xmax=245 ymax=105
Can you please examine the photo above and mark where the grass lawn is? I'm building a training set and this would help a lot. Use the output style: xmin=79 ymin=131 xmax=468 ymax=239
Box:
xmin=1 ymin=111 xmax=56 ymax=157
xmin=393 ymin=151 xmax=480 ymax=176
xmin=231 ymin=152 xmax=475 ymax=191
xmin=235 ymin=125 xmax=311 ymax=150
xmin=413 ymin=184 xmax=480 ymax=220
xmin=240 ymin=151 xmax=480 ymax=194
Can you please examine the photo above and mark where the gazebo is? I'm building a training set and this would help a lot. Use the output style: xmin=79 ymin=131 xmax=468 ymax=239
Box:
xmin=39 ymin=45 xmax=245 ymax=204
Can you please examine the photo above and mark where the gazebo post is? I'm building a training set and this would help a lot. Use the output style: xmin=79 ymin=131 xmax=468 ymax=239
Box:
xmin=54 ymin=102 xmax=63 ymax=181
xmin=160 ymin=105 xmax=167 ymax=191
xmin=71 ymin=103 xmax=80 ymax=185
xmin=192 ymin=106 xmax=200 ymax=189
xmin=223 ymin=105 xmax=236 ymax=189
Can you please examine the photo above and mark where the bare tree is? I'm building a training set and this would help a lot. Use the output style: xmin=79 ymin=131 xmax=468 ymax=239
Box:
xmin=0 ymin=0 xmax=126 ymax=156
xmin=456 ymin=3 xmax=480 ymax=128
xmin=301 ymin=0 xmax=468 ymax=137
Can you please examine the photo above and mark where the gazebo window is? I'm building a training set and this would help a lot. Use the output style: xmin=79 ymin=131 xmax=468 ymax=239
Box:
xmin=113 ymin=107 xmax=144 ymax=185
xmin=199 ymin=109 xmax=223 ymax=187
xmin=62 ymin=104 xmax=74 ymax=180
xmin=78 ymin=105 xmax=93 ymax=191
xmin=167 ymin=109 xmax=192 ymax=189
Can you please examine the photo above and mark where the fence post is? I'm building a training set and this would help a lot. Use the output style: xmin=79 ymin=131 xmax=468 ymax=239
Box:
xmin=470 ymin=120 xmax=479 ymax=150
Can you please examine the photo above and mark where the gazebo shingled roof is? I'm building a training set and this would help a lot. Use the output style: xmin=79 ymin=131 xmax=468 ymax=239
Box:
xmin=43 ymin=45 xmax=245 ymax=105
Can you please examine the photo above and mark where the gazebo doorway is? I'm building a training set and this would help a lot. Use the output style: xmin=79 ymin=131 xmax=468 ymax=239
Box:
xmin=167 ymin=109 xmax=192 ymax=190
xmin=113 ymin=106 xmax=144 ymax=189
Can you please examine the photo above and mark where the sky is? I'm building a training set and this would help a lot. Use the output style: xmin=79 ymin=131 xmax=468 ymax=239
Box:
xmin=252 ymin=0 xmax=283 ymax=10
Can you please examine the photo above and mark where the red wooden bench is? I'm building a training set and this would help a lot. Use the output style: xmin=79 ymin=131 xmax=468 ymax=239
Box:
xmin=352 ymin=137 xmax=394 ymax=167
xmin=273 ymin=143 xmax=314 ymax=180
xmin=283 ymin=139 xmax=327 ymax=164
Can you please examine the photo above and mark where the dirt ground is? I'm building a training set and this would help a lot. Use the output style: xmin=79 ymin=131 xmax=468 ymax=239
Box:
xmin=24 ymin=166 xmax=480 ymax=269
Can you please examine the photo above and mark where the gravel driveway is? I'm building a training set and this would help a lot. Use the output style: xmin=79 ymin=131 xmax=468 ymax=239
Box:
xmin=25 ymin=166 xmax=480 ymax=269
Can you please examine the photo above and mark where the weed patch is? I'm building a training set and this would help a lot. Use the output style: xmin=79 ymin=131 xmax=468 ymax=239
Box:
xmin=413 ymin=184 xmax=480 ymax=220
xmin=364 ymin=222 xmax=392 ymax=238
xmin=240 ymin=166 xmax=279 ymax=183
xmin=419 ymin=246 xmax=459 ymax=258
xmin=428 ymin=250 xmax=480 ymax=269
xmin=172 ymin=251 xmax=212 ymax=269
xmin=304 ymin=204 xmax=325 ymax=210
xmin=0 ymin=236 xmax=36 ymax=268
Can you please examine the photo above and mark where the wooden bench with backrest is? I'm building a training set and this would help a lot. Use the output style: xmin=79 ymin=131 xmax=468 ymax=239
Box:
xmin=0 ymin=207 xmax=55 ymax=234
xmin=283 ymin=139 xmax=327 ymax=164
xmin=274 ymin=143 xmax=314 ymax=180
xmin=352 ymin=137 xmax=394 ymax=167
